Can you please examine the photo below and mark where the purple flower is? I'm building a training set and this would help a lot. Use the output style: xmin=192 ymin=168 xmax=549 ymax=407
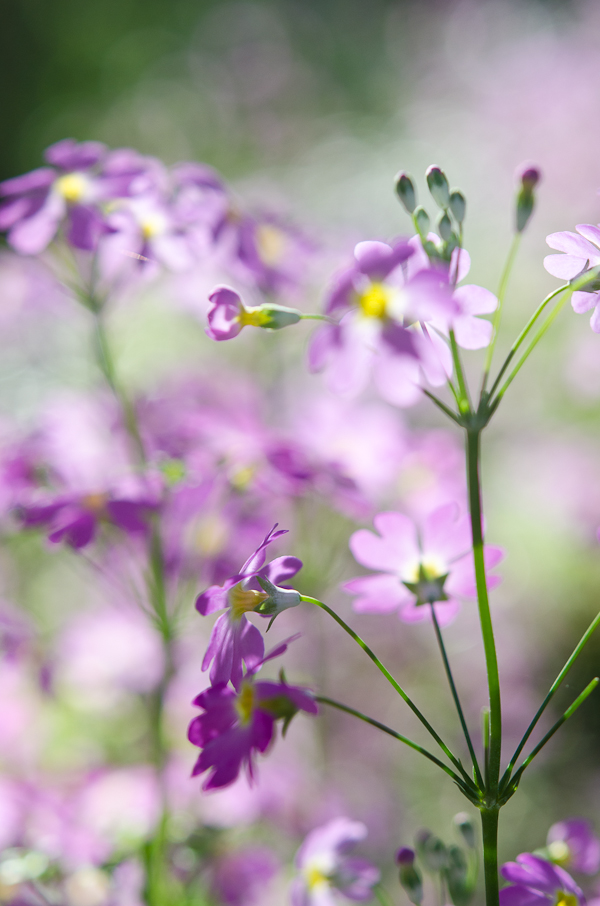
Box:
xmin=18 ymin=491 xmax=157 ymax=550
xmin=0 ymin=139 xmax=107 ymax=254
xmin=188 ymin=674 xmax=317 ymax=790
xmin=291 ymin=817 xmax=380 ymax=906
xmin=500 ymin=853 xmax=585 ymax=906
xmin=197 ymin=525 xmax=302 ymax=689
xmin=205 ymin=285 xmax=301 ymax=341
xmin=547 ymin=820 xmax=600 ymax=875
xmin=210 ymin=846 xmax=279 ymax=906
xmin=544 ymin=226 xmax=600 ymax=331
xmin=343 ymin=504 xmax=504 ymax=627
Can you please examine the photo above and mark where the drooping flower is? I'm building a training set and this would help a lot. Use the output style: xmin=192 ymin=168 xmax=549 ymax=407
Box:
xmin=188 ymin=671 xmax=317 ymax=790
xmin=290 ymin=817 xmax=380 ymax=906
xmin=544 ymin=226 xmax=600 ymax=331
xmin=343 ymin=504 xmax=503 ymax=627
xmin=500 ymin=853 xmax=585 ymax=906
xmin=547 ymin=819 xmax=600 ymax=875
xmin=18 ymin=490 xmax=157 ymax=550
xmin=205 ymin=285 xmax=301 ymax=341
xmin=197 ymin=525 xmax=302 ymax=689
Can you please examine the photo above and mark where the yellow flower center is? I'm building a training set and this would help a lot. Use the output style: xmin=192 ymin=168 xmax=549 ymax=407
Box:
xmin=555 ymin=892 xmax=577 ymax=906
xmin=80 ymin=492 xmax=107 ymax=515
xmin=256 ymin=224 xmax=286 ymax=267
xmin=228 ymin=583 xmax=267 ymax=619
xmin=55 ymin=173 xmax=88 ymax=203
xmin=139 ymin=214 xmax=165 ymax=240
xmin=404 ymin=556 xmax=446 ymax=583
xmin=548 ymin=841 xmax=571 ymax=866
xmin=238 ymin=306 xmax=269 ymax=328
xmin=358 ymin=282 xmax=390 ymax=319
xmin=235 ymin=681 xmax=256 ymax=725
xmin=306 ymin=866 xmax=330 ymax=892
xmin=229 ymin=465 xmax=256 ymax=491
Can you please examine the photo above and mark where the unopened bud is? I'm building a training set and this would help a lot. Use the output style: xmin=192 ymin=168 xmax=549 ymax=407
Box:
xmin=515 ymin=163 xmax=542 ymax=233
xmin=259 ymin=304 xmax=302 ymax=330
xmin=414 ymin=206 xmax=430 ymax=238
xmin=395 ymin=171 xmax=417 ymax=214
xmin=256 ymin=576 xmax=301 ymax=629
xmin=426 ymin=165 xmax=450 ymax=209
xmin=415 ymin=830 xmax=448 ymax=872
xmin=437 ymin=211 xmax=453 ymax=242
xmin=449 ymin=190 xmax=466 ymax=225
xmin=444 ymin=846 xmax=475 ymax=906
xmin=453 ymin=813 xmax=476 ymax=849
xmin=396 ymin=848 xmax=423 ymax=905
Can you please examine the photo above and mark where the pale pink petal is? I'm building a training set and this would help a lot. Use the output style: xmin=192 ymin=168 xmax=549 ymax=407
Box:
xmin=546 ymin=231 xmax=600 ymax=259
xmin=399 ymin=598 xmax=460 ymax=627
xmin=343 ymin=573 xmax=410 ymax=613
xmin=373 ymin=350 xmax=422 ymax=407
xmin=572 ymin=291 xmax=598 ymax=314
xmin=576 ymin=224 xmax=600 ymax=249
xmin=590 ymin=304 xmax=600 ymax=334
xmin=450 ymin=247 xmax=471 ymax=283
xmin=416 ymin=327 xmax=452 ymax=386
xmin=543 ymin=255 xmax=587 ymax=280
xmin=454 ymin=285 xmax=498 ymax=316
xmin=350 ymin=512 xmax=418 ymax=571
xmin=374 ymin=511 xmax=420 ymax=561
xmin=453 ymin=314 xmax=493 ymax=350
xmin=422 ymin=504 xmax=470 ymax=563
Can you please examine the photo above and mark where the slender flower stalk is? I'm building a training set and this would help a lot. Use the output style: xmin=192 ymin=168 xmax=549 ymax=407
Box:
xmin=481 ymin=232 xmax=521 ymax=394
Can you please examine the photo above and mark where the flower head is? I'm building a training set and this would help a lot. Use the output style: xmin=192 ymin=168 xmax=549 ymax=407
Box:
xmin=544 ymin=226 xmax=600 ymax=332
xmin=291 ymin=817 xmax=380 ymax=906
xmin=196 ymin=525 xmax=302 ymax=689
xmin=500 ymin=853 xmax=585 ymax=906
xmin=344 ymin=504 xmax=504 ymax=627
xmin=206 ymin=285 xmax=301 ymax=341
xmin=547 ymin=820 xmax=600 ymax=875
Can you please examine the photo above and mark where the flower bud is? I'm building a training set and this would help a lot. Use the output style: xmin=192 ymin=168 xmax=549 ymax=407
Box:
xmin=258 ymin=304 xmax=302 ymax=330
xmin=395 ymin=171 xmax=417 ymax=214
xmin=444 ymin=845 xmax=475 ymax=906
xmin=256 ymin=575 xmax=301 ymax=629
xmin=426 ymin=165 xmax=450 ymax=208
xmin=437 ymin=211 xmax=453 ymax=242
xmin=453 ymin=813 xmax=476 ymax=849
xmin=396 ymin=848 xmax=423 ymax=905
xmin=449 ymin=190 xmax=466 ymax=225
xmin=415 ymin=830 xmax=448 ymax=872
xmin=414 ymin=206 xmax=430 ymax=238
xmin=515 ymin=163 xmax=541 ymax=233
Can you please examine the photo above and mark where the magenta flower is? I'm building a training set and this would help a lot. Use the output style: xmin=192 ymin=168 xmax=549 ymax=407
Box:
xmin=205 ymin=285 xmax=301 ymax=341
xmin=197 ymin=525 xmax=302 ymax=689
xmin=188 ymin=673 xmax=317 ymax=790
xmin=344 ymin=504 xmax=504 ymax=627
xmin=547 ymin=820 xmax=600 ymax=875
xmin=291 ymin=817 xmax=380 ymax=906
xmin=544 ymin=226 xmax=600 ymax=331
xmin=500 ymin=853 xmax=584 ymax=906
xmin=0 ymin=139 xmax=108 ymax=254
xmin=18 ymin=491 xmax=157 ymax=550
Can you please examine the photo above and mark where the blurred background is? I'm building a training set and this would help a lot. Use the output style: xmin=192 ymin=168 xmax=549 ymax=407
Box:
xmin=2 ymin=1 xmax=600 ymax=903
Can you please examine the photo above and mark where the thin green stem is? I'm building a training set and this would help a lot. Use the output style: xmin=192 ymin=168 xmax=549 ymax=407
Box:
xmin=486 ymin=284 xmax=569 ymax=401
xmin=482 ymin=707 xmax=490 ymax=790
xmin=466 ymin=431 xmax=501 ymax=796
xmin=503 ymin=678 xmax=599 ymax=798
xmin=315 ymin=695 xmax=472 ymax=792
xmin=449 ymin=330 xmax=471 ymax=413
xmin=480 ymin=808 xmax=500 ymax=906
xmin=374 ymin=886 xmax=395 ymax=906
xmin=301 ymin=595 xmax=477 ymax=793
xmin=501 ymin=609 xmax=600 ymax=787
xmin=422 ymin=389 xmax=461 ymax=425
xmin=429 ymin=605 xmax=484 ymax=789
xmin=481 ymin=234 xmax=521 ymax=395
xmin=299 ymin=313 xmax=337 ymax=323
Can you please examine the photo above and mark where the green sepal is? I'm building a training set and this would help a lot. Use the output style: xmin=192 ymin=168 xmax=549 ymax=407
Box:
xmin=449 ymin=190 xmax=466 ymax=224
xmin=403 ymin=565 xmax=450 ymax=607
xmin=414 ymin=206 xmax=431 ymax=239
xmin=572 ymin=263 xmax=600 ymax=292
xmin=260 ymin=305 xmax=302 ymax=330
xmin=395 ymin=171 xmax=417 ymax=214
xmin=256 ymin=576 xmax=301 ymax=630
xmin=399 ymin=862 xmax=423 ymax=905
xmin=443 ymin=845 xmax=476 ymax=906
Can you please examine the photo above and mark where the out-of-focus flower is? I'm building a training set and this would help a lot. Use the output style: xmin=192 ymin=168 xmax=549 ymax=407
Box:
xmin=344 ymin=504 xmax=503 ymax=627
xmin=0 ymin=139 xmax=107 ymax=254
xmin=547 ymin=819 xmax=600 ymax=875
xmin=197 ymin=525 xmax=302 ymax=689
xmin=205 ymin=285 xmax=301 ymax=341
xmin=18 ymin=490 xmax=157 ymax=550
xmin=544 ymin=226 xmax=600 ymax=331
xmin=500 ymin=853 xmax=584 ymax=906
xmin=291 ymin=817 xmax=380 ymax=906
xmin=188 ymin=674 xmax=317 ymax=790
xmin=210 ymin=846 xmax=279 ymax=906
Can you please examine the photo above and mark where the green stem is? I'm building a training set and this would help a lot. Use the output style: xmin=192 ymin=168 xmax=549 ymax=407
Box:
xmin=300 ymin=596 xmax=477 ymax=793
xmin=503 ymin=678 xmax=599 ymax=798
xmin=486 ymin=284 xmax=568 ymax=401
xmin=466 ymin=431 xmax=501 ymax=795
xmin=316 ymin=695 xmax=473 ymax=794
xmin=449 ymin=329 xmax=471 ymax=414
xmin=422 ymin=389 xmax=461 ymax=425
xmin=501 ymin=610 xmax=600 ymax=787
xmin=480 ymin=808 xmax=500 ymax=906
xmin=374 ymin=886 xmax=395 ymax=906
xmin=481 ymin=234 xmax=521 ymax=395
xmin=299 ymin=313 xmax=337 ymax=323
xmin=429 ymin=605 xmax=484 ymax=789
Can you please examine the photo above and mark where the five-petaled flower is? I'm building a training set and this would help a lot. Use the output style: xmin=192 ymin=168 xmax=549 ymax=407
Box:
xmin=344 ymin=503 xmax=504 ymax=627
xmin=547 ymin=819 xmax=600 ymax=875
xmin=291 ymin=817 xmax=380 ymax=906
xmin=500 ymin=853 xmax=584 ymax=906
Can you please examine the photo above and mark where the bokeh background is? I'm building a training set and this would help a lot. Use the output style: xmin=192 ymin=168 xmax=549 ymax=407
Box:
xmin=2 ymin=1 xmax=600 ymax=903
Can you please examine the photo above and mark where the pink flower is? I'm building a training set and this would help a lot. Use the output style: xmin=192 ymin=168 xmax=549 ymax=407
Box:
xmin=344 ymin=504 xmax=504 ymax=627
xmin=544 ymin=225 xmax=600 ymax=331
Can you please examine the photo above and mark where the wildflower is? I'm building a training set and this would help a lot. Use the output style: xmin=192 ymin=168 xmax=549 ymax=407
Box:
xmin=197 ymin=525 xmax=302 ymax=689
xmin=205 ymin=285 xmax=301 ymax=341
xmin=18 ymin=491 xmax=156 ymax=550
xmin=500 ymin=853 xmax=584 ymax=906
xmin=0 ymin=139 xmax=108 ymax=254
xmin=209 ymin=846 xmax=279 ymax=906
xmin=547 ymin=819 xmax=600 ymax=875
xmin=544 ymin=225 xmax=600 ymax=331
xmin=188 ymin=673 xmax=317 ymax=790
xmin=344 ymin=504 xmax=503 ymax=627
xmin=291 ymin=817 xmax=380 ymax=906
